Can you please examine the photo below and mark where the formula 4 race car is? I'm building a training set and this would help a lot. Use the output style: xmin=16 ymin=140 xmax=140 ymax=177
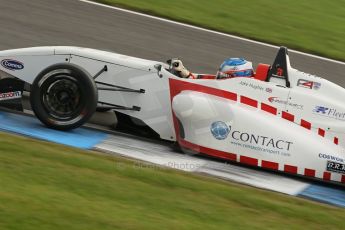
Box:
xmin=0 ymin=46 xmax=345 ymax=184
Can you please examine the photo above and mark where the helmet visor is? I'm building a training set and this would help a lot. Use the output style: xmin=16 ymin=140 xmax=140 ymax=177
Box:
xmin=217 ymin=69 xmax=253 ymax=78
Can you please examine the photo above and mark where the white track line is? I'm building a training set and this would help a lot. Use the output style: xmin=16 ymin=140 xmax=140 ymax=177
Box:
xmin=79 ymin=0 xmax=345 ymax=66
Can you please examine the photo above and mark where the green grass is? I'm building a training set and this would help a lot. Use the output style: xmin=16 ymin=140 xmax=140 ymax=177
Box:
xmin=94 ymin=0 xmax=345 ymax=61
xmin=0 ymin=132 xmax=344 ymax=230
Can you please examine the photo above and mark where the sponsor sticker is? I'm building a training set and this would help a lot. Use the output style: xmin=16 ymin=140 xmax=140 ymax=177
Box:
xmin=210 ymin=121 xmax=293 ymax=156
xmin=313 ymin=106 xmax=345 ymax=121
xmin=1 ymin=59 xmax=24 ymax=71
xmin=268 ymin=97 xmax=303 ymax=110
xmin=319 ymin=153 xmax=345 ymax=163
xmin=0 ymin=91 xmax=22 ymax=101
xmin=297 ymin=79 xmax=321 ymax=90
xmin=326 ymin=161 xmax=345 ymax=174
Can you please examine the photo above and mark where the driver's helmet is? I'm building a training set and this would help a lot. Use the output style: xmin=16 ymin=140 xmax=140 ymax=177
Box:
xmin=217 ymin=58 xmax=253 ymax=79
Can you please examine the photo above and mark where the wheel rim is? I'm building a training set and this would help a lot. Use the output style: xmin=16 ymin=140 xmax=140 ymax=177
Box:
xmin=41 ymin=76 xmax=83 ymax=120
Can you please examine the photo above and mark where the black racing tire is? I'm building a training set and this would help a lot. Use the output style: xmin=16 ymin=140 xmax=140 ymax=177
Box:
xmin=30 ymin=63 xmax=98 ymax=130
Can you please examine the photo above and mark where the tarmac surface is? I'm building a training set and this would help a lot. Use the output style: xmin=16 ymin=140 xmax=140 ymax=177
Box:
xmin=0 ymin=0 xmax=344 ymax=85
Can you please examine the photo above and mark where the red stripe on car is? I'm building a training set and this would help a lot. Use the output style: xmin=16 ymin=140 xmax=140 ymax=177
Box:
xmin=341 ymin=175 xmax=345 ymax=183
xmin=334 ymin=137 xmax=339 ymax=145
xmin=169 ymin=78 xmax=237 ymax=102
xmin=179 ymin=139 xmax=237 ymax=161
xmin=318 ymin=128 xmax=325 ymax=137
xmin=323 ymin=172 xmax=331 ymax=181
xmin=260 ymin=103 xmax=277 ymax=115
xmin=282 ymin=111 xmax=294 ymax=122
xmin=240 ymin=96 xmax=258 ymax=108
xmin=300 ymin=119 xmax=311 ymax=130
xmin=304 ymin=168 xmax=315 ymax=177
xmin=240 ymin=156 xmax=258 ymax=166
xmin=284 ymin=164 xmax=298 ymax=174
xmin=261 ymin=160 xmax=279 ymax=170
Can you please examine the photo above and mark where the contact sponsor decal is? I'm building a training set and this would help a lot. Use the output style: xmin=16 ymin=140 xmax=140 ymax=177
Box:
xmin=210 ymin=121 xmax=292 ymax=156
xmin=268 ymin=97 xmax=303 ymax=110
xmin=326 ymin=161 xmax=345 ymax=174
xmin=297 ymin=79 xmax=321 ymax=90
xmin=0 ymin=91 xmax=22 ymax=101
xmin=313 ymin=106 xmax=345 ymax=121
xmin=239 ymin=81 xmax=272 ymax=93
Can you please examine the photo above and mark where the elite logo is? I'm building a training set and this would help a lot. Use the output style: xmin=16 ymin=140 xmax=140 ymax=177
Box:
xmin=297 ymin=79 xmax=321 ymax=90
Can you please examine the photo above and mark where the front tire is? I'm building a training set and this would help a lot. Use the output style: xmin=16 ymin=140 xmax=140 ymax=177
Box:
xmin=30 ymin=63 xmax=98 ymax=130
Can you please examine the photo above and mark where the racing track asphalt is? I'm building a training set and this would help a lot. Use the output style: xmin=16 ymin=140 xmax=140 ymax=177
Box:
xmin=0 ymin=0 xmax=344 ymax=85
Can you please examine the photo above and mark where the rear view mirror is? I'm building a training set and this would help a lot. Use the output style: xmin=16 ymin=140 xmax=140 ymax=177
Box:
xmin=154 ymin=64 xmax=163 ymax=78
xmin=154 ymin=64 xmax=162 ymax=71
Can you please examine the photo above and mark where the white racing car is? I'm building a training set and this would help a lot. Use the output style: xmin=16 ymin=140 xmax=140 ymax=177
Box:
xmin=0 ymin=46 xmax=344 ymax=184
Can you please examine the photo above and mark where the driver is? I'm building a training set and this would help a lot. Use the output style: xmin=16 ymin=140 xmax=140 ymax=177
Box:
xmin=171 ymin=58 xmax=254 ymax=79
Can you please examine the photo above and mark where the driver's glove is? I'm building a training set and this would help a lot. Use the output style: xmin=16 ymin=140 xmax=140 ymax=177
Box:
xmin=171 ymin=59 xmax=194 ymax=78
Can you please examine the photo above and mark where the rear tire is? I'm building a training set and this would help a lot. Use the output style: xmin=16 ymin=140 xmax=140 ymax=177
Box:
xmin=30 ymin=63 xmax=98 ymax=130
